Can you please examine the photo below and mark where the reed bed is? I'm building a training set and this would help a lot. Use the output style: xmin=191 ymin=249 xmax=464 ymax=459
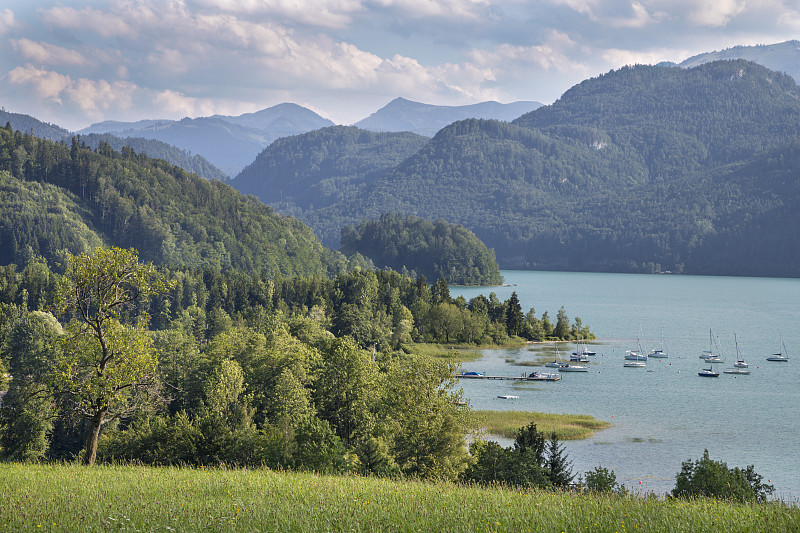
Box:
xmin=474 ymin=410 xmax=612 ymax=440
xmin=1 ymin=463 xmax=797 ymax=532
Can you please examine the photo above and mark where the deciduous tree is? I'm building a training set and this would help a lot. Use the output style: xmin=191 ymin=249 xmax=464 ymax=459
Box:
xmin=53 ymin=247 xmax=172 ymax=465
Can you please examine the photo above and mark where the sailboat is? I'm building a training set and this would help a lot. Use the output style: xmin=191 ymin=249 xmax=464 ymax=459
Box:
xmin=767 ymin=334 xmax=789 ymax=362
xmin=698 ymin=364 xmax=719 ymax=377
xmin=648 ymin=332 xmax=669 ymax=358
xmin=625 ymin=337 xmax=647 ymax=361
xmin=724 ymin=334 xmax=751 ymax=375
xmin=571 ymin=334 xmax=596 ymax=358
xmin=700 ymin=330 xmax=725 ymax=363
xmin=545 ymin=347 xmax=568 ymax=368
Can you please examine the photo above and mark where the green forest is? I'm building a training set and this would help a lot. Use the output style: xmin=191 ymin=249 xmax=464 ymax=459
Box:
xmin=0 ymin=123 xmax=353 ymax=278
xmin=232 ymin=60 xmax=800 ymax=277
xmin=340 ymin=213 xmax=503 ymax=286
xmin=0 ymin=246 xmax=591 ymax=479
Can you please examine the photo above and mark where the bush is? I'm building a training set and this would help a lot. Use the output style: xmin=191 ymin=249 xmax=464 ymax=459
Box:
xmin=672 ymin=449 xmax=774 ymax=502
xmin=584 ymin=466 xmax=622 ymax=493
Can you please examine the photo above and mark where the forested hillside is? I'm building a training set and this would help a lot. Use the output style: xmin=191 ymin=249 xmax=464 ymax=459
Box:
xmin=340 ymin=214 xmax=503 ymax=286
xmin=233 ymin=126 xmax=429 ymax=244
xmin=235 ymin=60 xmax=800 ymax=277
xmin=0 ymin=124 xmax=346 ymax=278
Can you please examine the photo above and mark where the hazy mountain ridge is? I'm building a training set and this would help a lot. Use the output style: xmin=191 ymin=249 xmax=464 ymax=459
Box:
xmin=1 ymin=108 xmax=228 ymax=181
xmin=354 ymin=97 xmax=543 ymax=136
xmin=79 ymin=104 xmax=336 ymax=176
xmin=679 ymin=40 xmax=800 ymax=82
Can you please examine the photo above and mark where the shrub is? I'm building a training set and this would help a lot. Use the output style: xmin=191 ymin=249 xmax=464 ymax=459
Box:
xmin=672 ymin=449 xmax=774 ymax=502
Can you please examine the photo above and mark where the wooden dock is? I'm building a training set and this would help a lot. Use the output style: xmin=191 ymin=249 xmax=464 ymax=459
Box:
xmin=456 ymin=372 xmax=561 ymax=382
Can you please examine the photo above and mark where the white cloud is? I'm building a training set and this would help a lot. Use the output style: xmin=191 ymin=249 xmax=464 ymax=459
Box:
xmin=7 ymin=64 xmax=71 ymax=102
xmin=11 ymin=39 xmax=89 ymax=67
xmin=38 ymin=5 xmax=138 ymax=38
xmin=190 ymin=0 xmax=363 ymax=28
xmin=0 ymin=8 xmax=15 ymax=34
xmin=601 ymin=47 xmax=691 ymax=67
xmin=7 ymin=64 xmax=137 ymax=116
xmin=63 ymin=79 xmax=137 ymax=114
xmin=469 ymin=31 xmax=582 ymax=72
xmin=689 ymin=0 xmax=746 ymax=27
xmin=370 ymin=0 xmax=491 ymax=20
xmin=608 ymin=2 xmax=655 ymax=28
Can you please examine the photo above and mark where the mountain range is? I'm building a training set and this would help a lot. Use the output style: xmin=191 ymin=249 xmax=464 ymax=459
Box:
xmin=678 ymin=40 xmax=800 ymax=81
xmin=231 ymin=59 xmax=800 ymax=277
xmin=354 ymin=98 xmax=542 ymax=136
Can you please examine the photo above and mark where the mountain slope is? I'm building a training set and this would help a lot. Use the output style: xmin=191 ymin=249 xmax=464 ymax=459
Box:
xmin=0 ymin=124 xmax=338 ymax=277
xmin=354 ymin=97 xmax=542 ymax=136
xmin=231 ymin=126 xmax=429 ymax=244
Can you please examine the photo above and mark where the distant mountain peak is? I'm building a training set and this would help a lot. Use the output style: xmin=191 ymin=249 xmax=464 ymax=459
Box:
xmin=354 ymin=98 xmax=543 ymax=136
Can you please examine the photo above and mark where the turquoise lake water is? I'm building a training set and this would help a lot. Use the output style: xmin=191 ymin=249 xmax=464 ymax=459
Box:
xmin=450 ymin=270 xmax=800 ymax=500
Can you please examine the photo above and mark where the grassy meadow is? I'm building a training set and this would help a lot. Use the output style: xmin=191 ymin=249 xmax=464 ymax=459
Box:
xmin=474 ymin=410 xmax=612 ymax=440
xmin=1 ymin=463 xmax=797 ymax=532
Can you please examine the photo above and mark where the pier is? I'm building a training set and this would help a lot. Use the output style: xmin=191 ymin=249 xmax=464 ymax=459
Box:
xmin=456 ymin=372 xmax=561 ymax=382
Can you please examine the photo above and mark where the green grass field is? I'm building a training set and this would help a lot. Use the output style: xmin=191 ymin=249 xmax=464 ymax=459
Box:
xmin=1 ymin=463 xmax=797 ymax=532
xmin=474 ymin=410 xmax=612 ymax=440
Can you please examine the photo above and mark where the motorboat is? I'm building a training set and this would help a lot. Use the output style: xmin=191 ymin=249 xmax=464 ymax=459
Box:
xmin=623 ymin=361 xmax=646 ymax=368
xmin=558 ymin=363 xmax=588 ymax=372
xmin=723 ymin=368 xmax=750 ymax=375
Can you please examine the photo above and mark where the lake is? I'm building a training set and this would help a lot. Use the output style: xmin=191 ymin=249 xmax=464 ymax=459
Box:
xmin=450 ymin=270 xmax=800 ymax=500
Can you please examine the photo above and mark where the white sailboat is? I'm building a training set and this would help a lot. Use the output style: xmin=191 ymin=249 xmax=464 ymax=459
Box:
xmin=700 ymin=330 xmax=725 ymax=363
xmin=648 ymin=333 xmax=669 ymax=358
xmin=724 ymin=334 xmax=751 ymax=375
xmin=767 ymin=334 xmax=789 ymax=362
xmin=572 ymin=334 xmax=596 ymax=358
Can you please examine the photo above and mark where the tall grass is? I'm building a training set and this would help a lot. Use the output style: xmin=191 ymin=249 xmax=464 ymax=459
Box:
xmin=474 ymin=410 xmax=611 ymax=440
xmin=0 ymin=463 xmax=797 ymax=532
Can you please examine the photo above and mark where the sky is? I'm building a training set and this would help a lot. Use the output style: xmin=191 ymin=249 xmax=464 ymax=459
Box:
xmin=0 ymin=0 xmax=799 ymax=131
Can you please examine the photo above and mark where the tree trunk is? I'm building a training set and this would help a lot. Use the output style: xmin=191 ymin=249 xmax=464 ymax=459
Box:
xmin=83 ymin=410 xmax=106 ymax=466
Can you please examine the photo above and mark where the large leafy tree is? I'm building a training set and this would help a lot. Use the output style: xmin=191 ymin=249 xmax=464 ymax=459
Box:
xmin=53 ymin=247 xmax=172 ymax=465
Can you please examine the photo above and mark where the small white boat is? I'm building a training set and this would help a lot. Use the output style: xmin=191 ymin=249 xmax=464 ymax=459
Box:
xmin=623 ymin=361 xmax=646 ymax=368
xmin=497 ymin=395 xmax=519 ymax=399
xmin=570 ymin=353 xmax=590 ymax=362
xmin=767 ymin=335 xmax=789 ymax=362
xmin=527 ymin=371 xmax=562 ymax=381
xmin=723 ymin=368 xmax=750 ymax=375
xmin=558 ymin=364 xmax=588 ymax=372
